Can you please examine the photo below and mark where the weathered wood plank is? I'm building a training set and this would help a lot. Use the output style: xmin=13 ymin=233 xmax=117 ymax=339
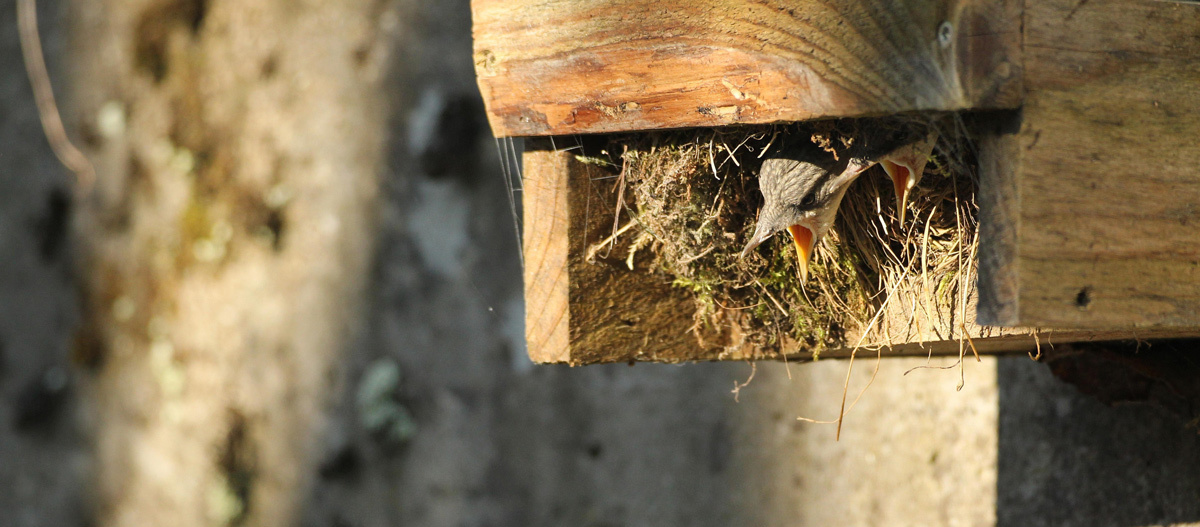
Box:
xmin=474 ymin=0 xmax=1022 ymax=137
xmin=523 ymin=135 xmax=1199 ymax=364
xmin=511 ymin=0 xmax=1200 ymax=363
xmin=522 ymin=146 xmax=571 ymax=363
xmin=523 ymin=139 xmax=727 ymax=364
xmin=977 ymin=0 xmax=1200 ymax=328
xmin=975 ymin=112 xmax=1021 ymax=325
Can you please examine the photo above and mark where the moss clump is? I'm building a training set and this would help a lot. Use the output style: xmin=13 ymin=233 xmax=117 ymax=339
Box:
xmin=592 ymin=115 xmax=978 ymax=357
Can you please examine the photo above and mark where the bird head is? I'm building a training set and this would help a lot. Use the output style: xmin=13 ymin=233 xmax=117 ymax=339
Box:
xmin=741 ymin=143 xmax=873 ymax=283
xmin=878 ymin=132 xmax=938 ymax=223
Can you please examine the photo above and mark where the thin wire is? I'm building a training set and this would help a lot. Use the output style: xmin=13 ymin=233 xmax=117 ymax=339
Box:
xmin=506 ymin=137 xmax=524 ymax=268
xmin=494 ymin=136 xmax=524 ymax=270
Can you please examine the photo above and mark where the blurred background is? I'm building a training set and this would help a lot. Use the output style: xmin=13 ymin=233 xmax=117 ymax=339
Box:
xmin=1 ymin=1 xmax=1199 ymax=526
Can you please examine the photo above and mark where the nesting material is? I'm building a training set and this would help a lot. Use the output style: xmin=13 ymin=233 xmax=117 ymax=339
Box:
xmin=588 ymin=115 xmax=979 ymax=358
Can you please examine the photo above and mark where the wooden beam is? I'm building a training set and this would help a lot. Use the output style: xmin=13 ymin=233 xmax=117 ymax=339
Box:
xmin=474 ymin=0 xmax=1022 ymax=137
xmin=522 ymin=136 xmax=1200 ymax=364
xmin=509 ymin=0 xmax=1200 ymax=364
xmin=976 ymin=0 xmax=1200 ymax=328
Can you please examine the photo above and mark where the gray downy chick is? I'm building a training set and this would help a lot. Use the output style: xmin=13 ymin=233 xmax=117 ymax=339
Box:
xmin=740 ymin=141 xmax=873 ymax=283
xmin=741 ymin=130 xmax=938 ymax=282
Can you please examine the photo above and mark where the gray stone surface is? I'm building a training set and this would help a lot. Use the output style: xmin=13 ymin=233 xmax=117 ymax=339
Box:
xmin=0 ymin=1 xmax=88 ymax=525
xmin=997 ymin=358 xmax=1200 ymax=527
xmin=0 ymin=0 xmax=1198 ymax=526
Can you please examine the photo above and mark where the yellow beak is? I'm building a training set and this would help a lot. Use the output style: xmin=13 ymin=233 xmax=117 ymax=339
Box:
xmin=880 ymin=132 xmax=937 ymax=224
xmin=788 ymin=224 xmax=815 ymax=283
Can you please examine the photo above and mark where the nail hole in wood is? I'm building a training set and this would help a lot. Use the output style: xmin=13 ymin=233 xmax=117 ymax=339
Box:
xmin=1075 ymin=287 xmax=1092 ymax=310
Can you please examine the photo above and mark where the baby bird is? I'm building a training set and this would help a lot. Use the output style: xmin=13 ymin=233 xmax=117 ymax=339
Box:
xmin=879 ymin=132 xmax=937 ymax=224
xmin=740 ymin=141 xmax=873 ymax=283
xmin=741 ymin=130 xmax=938 ymax=282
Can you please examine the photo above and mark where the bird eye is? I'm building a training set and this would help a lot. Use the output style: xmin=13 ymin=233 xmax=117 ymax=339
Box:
xmin=799 ymin=194 xmax=817 ymax=209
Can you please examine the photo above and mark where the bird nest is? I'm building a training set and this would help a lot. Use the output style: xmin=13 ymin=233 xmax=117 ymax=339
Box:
xmin=584 ymin=114 xmax=980 ymax=358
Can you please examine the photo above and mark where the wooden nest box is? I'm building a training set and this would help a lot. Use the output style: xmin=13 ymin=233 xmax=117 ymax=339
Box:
xmin=472 ymin=0 xmax=1200 ymax=365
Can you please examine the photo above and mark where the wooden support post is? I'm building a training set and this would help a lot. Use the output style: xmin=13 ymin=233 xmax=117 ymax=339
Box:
xmin=474 ymin=0 xmax=1022 ymax=136
xmin=976 ymin=0 xmax=1200 ymax=328
xmin=522 ymin=136 xmax=1200 ymax=364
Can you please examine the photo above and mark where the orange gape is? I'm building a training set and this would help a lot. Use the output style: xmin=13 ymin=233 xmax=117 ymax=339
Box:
xmin=787 ymin=224 xmax=815 ymax=283
xmin=883 ymin=160 xmax=911 ymax=222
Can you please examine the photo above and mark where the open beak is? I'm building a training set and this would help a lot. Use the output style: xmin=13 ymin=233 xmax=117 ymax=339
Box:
xmin=880 ymin=133 xmax=937 ymax=224
xmin=740 ymin=223 xmax=816 ymax=283
xmin=788 ymin=225 xmax=815 ymax=284
xmin=881 ymin=159 xmax=914 ymax=224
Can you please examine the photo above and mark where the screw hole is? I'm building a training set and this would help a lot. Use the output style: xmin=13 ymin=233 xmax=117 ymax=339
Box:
xmin=938 ymin=21 xmax=954 ymax=48
xmin=1075 ymin=287 xmax=1092 ymax=309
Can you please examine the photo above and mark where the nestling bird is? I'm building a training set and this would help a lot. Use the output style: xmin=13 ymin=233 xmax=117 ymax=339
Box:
xmin=741 ymin=130 xmax=938 ymax=282
xmin=740 ymin=140 xmax=872 ymax=283
xmin=878 ymin=132 xmax=937 ymax=224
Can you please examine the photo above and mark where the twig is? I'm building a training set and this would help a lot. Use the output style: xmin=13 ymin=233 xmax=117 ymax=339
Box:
xmin=708 ymin=135 xmax=718 ymax=179
xmin=955 ymin=212 xmax=980 ymax=391
xmin=754 ymin=280 xmax=788 ymax=316
xmin=961 ymin=322 xmax=981 ymax=363
xmin=796 ymin=255 xmax=916 ymax=438
xmin=678 ymin=245 xmax=716 ymax=265
xmin=731 ymin=362 xmax=757 ymax=402
xmin=608 ymin=145 xmax=630 ymax=254
xmin=758 ymin=130 xmax=780 ymax=159
xmin=17 ymin=0 xmax=95 ymax=191
xmin=585 ymin=221 xmax=637 ymax=262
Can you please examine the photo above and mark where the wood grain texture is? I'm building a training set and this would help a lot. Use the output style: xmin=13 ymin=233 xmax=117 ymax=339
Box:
xmin=522 ymin=145 xmax=571 ymax=363
xmin=515 ymin=0 xmax=1200 ymax=362
xmin=975 ymin=112 xmax=1022 ymax=325
xmin=522 ymin=136 xmax=1197 ymax=364
xmin=977 ymin=0 xmax=1200 ymax=328
xmin=522 ymin=139 xmax=727 ymax=364
xmin=474 ymin=0 xmax=1021 ymax=137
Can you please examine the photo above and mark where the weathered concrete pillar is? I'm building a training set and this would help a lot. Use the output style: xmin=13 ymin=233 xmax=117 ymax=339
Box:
xmin=66 ymin=1 xmax=397 ymax=524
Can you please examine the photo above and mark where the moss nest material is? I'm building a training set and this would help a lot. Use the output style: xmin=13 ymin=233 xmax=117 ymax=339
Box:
xmin=588 ymin=114 xmax=979 ymax=357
